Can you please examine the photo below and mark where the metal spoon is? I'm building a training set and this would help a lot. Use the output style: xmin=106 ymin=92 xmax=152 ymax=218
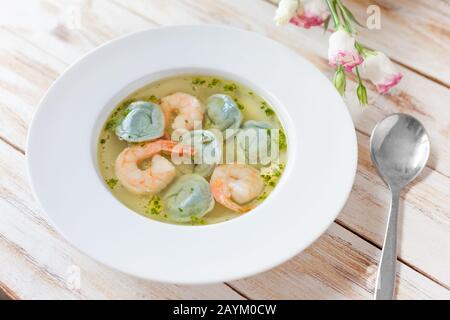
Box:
xmin=370 ymin=113 xmax=430 ymax=300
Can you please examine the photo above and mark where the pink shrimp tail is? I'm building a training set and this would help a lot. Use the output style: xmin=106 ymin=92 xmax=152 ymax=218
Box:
xmin=211 ymin=180 xmax=251 ymax=214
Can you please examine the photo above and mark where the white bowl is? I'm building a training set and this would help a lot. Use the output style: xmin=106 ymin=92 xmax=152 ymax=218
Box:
xmin=27 ymin=25 xmax=357 ymax=284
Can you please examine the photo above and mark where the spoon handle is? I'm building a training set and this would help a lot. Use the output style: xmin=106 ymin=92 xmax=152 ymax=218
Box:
xmin=375 ymin=188 xmax=400 ymax=300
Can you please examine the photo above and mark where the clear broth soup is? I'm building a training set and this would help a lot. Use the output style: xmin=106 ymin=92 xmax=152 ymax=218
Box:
xmin=98 ymin=75 xmax=287 ymax=225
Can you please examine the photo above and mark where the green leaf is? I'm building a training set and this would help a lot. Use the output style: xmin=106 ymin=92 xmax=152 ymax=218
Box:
xmin=323 ymin=15 xmax=331 ymax=33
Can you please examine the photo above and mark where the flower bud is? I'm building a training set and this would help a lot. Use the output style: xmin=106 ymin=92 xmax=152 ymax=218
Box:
xmin=356 ymin=83 xmax=368 ymax=105
xmin=274 ymin=0 xmax=299 ymax=25
xmin=359 ymin=51 xmax=402 ymax=94
xmin=333 ymin=66 xmax=346 ymax=96
xmin=328 ymin=29 xmax=363 ymax=72
xmin=289 ymin=0 xmax=330 ymax=29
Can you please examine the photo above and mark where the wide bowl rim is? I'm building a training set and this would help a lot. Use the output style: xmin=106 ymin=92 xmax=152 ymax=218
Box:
xmin=26 ymin=25 xmax=357 ymax=284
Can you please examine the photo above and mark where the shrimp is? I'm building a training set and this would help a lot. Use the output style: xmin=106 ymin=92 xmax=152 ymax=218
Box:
xmin=115 ymin=139 xmax=193 ymax=194
xmin=210 ymin=164 xmax=264 ymax=213
xmin=160 ymin=92 xmax=204 ymax=133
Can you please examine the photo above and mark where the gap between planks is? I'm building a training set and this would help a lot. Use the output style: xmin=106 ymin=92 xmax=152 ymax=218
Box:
xmin=389 ymin=58 xmax=450 ymax=90
xmin=0 ymin=281 xmax=19 ymax=300
xmin=224 ymin=283 xmax=252 ymax=300
xmin=334 ymin=219 xmax=450 ymax=291
xmin=0 ymin=136 xmax=24 ymax=155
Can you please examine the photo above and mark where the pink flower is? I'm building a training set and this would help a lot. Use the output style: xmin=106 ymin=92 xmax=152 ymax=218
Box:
xmin=359 ymin=51 xmax=403 ymax=94
xmin=328 ymin=29 xmax=363 ymax=72
xmin=290 ymin=0 xmax=330 ymax=29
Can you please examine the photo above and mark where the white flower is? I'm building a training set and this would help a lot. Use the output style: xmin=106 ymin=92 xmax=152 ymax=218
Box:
xmin=290 ymin=0 xmax=330 ymax=29
xmin=274 ymin=0 xmax=299 ymax=26
xmin=359 ymin=51 xmax=403 ymax=94
xmin=328 ymin=29 xmax=363 ymax=72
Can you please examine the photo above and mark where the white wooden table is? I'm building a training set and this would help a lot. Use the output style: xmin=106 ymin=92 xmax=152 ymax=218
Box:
xmin=0 ymin=0 xmax=449 ymax=299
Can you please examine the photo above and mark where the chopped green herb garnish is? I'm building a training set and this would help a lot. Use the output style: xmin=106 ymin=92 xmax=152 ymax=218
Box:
xmin=260 ymin=164 xmax=285 ymax=188
xmin=233 ymin=98 xmax=245 ymax=110
xmin=257 ymin=191 xmax=268 ymax=201
xmin=104 ymin=99 xmax=136 ymax=132
xmin=223 ymin=83 xmax=238 ymax=92
xmin=207 ymin=78 xmax=221 ymax=88
xmin=146 ymin=196 xmax=162 ymax=216
xmin=117 ymin=99 xmax=135 ymax=111
xmin=259 ymin=101 xmax=274 ymax=117
xmin=104 ymin=119 xmax=117 ymax=131
xmin=100 ymin=138 xmax=106 ymax=144
xmin=264 ymin=108 xmax=274 ymax=116
xmin=106 ymin=178 xmax=118 ymax=189
xmin=190 ymin=216 xmax=206 ymax=225
xmin=123 ymin=108 xmax=131 ymax=117
xmin=278 ymin=129 xmax=287 ymax=151
xmin=148 ymin=95 xmax=159 ymax=103
xmin=192 ymin=77 xmax=206 ymax=86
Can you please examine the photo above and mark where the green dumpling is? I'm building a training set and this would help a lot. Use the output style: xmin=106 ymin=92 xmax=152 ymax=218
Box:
xmin=163 ymin=174 xmax=214 ymax=223
xmin=115 ymin=101 xmax=165 ymax=142
xmin=176 ymin=129 xmax=222 ymax=177
xmin=242 ymin=120 xmax=273 ymax=130
xmin=206 ymin=94 xmax=242 ymax=132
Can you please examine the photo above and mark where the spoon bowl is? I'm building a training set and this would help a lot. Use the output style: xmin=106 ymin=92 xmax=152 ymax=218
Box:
xmin=370 ymin=114 xmax=430 ymax=189
xmin=370 ymin=113 xmax=430 ymax=300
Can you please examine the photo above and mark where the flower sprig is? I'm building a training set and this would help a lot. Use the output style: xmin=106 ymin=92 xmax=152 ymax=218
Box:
xmin=274 ymin=0 xmax=402 ymax=105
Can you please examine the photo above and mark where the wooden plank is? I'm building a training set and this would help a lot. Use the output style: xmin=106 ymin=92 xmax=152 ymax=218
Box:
xmin=343 ymin=0 xmax=450 ymax=86
xmin=0 ymin=0 xmax=448 ymax=298
xmin=0 ymin=140 xmax=243 ymax=300
xmin=267 ymin=0 xmax=450 ymax=86
xmin=229 ymin=223 xmax=450 ymax=300
xmin=0 ymin=28 xmax=66 ymax=150
xmin=0 ymin=140 xmax=447 ymax=299
xmin=0 ymin=0 xmax=151 ymax=64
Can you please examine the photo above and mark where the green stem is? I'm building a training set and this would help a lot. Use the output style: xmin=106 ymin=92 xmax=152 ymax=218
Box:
xmin=355 ymin=66 xmax=368 ymax=105
xmin=355 ymin=66 xmax=363 ymax=84
xmin=335 ymin=0 xmax=352 ymax=33
xmin=336 ymin=0 xmax=350 ymax=23
xmin=355 ymin=42 xmax=377 ymax=57
xmin=325 ymin=0 xmax=340 ymax=28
